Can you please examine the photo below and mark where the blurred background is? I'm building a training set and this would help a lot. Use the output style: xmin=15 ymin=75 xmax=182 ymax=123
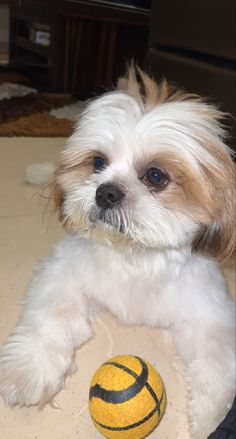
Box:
xmin=0 ymin=0 xmax=235 ymax=145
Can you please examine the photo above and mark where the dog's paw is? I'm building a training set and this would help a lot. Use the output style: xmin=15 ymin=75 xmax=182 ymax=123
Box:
xmin=0 ymin=332 xmax=76 ymax=407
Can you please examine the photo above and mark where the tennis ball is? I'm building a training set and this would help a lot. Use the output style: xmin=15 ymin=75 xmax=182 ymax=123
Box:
xmin=88 ymin=355 xmax=167 ymax=439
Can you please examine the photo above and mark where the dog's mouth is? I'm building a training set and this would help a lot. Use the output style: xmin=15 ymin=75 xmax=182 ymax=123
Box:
xmin=88 ymin=207 xmax=125 ymax=233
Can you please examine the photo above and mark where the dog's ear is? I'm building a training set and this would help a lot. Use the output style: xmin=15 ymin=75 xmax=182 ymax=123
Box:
xmin=193 ymin=160 xmax=235 ymax=262
xmin=52 ymin=166 xmax=65 ymax=223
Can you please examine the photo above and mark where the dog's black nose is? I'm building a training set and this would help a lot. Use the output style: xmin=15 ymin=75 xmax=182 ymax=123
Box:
xmin=96 ymin=183 xmax=125 ymax=209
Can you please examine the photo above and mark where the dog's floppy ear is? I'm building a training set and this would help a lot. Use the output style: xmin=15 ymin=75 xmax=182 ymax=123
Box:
xmin=193 ymin=159 xmax=235 ymax=262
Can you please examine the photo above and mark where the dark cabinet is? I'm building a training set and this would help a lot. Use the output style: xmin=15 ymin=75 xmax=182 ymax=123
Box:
xmin=8 ymin=0 xmax=149 ymax=97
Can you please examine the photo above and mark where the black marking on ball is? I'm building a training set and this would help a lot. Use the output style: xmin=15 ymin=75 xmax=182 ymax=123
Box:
xmin=90 ymin=356 xmax=164 ymax=431
xmin=89 ymin=357 xmax=148 ymax=404
xmin=92 ymin=393 xmax=164 ymax=432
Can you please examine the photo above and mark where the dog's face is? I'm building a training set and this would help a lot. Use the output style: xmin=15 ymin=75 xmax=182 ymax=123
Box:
xmin=54 ymin=67 xmax=235 ymax=259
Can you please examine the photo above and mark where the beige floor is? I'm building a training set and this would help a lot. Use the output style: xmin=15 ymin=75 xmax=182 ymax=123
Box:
xmin=0 ymin=138 xmax=234 ymax=439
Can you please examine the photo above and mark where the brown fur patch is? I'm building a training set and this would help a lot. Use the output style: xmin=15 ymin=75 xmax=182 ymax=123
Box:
xmin=138 ymin=149 xmax=235 ymax=260
xmin=139 ymin=152 xmax=218 ymax=223
xmin=126 ymin=63 xmax=200 ymax=111
xmin=192 ymin=157 xmax=235 ymax=261
xmin=52 ymin=150 xmax=106 ymax=227
xmin=52 ymin=166 xmax=65 ymax=223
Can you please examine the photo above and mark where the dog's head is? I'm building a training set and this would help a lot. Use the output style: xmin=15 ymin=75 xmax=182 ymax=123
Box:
xmin=54 ymin=66 xmax=235 ymax=260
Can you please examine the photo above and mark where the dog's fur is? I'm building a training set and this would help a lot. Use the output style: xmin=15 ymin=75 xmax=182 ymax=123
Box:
xmin=0 ymin=66 xmax=235 ymax=438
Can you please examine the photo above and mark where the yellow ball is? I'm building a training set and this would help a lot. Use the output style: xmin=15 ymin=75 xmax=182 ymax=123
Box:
xmin=88 ymin=355 xmax=167 ymax=439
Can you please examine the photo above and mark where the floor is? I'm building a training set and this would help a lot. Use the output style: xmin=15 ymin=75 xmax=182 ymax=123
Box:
xmin=0 ymin=138 xmax=234 ymax=439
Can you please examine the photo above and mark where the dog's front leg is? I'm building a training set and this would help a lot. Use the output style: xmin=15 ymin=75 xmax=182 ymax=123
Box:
xmin=0 ymin=237 xmax=98 ymax=407
xmin=172 ymin=318 xmax=235 ymax=439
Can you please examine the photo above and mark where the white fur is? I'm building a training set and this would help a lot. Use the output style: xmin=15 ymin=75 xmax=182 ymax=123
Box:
xmin=0 ymin=86 xmax=235 ymax=439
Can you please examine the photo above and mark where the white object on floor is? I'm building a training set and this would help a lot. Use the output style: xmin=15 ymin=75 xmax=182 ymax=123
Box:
xmin=0 ymin=82 xmax=37 ymax=101
xmin=25 ymin=162 xmax=56 ymax=185
xmin=50 ymin=102 xmax=85 ymax=121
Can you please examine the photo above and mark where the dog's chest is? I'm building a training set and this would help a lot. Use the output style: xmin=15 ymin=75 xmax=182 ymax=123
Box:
xmin=84 ymin=244 xmax=175 ymax=325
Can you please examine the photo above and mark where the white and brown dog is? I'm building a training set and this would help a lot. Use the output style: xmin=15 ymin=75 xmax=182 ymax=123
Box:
xmin=0 ymin=66 xmax=235 ymax=438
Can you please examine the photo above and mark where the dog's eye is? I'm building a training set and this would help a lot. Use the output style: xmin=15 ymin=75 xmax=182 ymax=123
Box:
xmin=94 ymin=156 xmax=106 ymax=172
xmin=146 ymin=167 xmax=169 ymax=189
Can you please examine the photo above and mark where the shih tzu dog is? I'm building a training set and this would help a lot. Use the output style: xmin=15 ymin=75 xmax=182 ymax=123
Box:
xmin=0 ymin=66 xmax=235 ymax=438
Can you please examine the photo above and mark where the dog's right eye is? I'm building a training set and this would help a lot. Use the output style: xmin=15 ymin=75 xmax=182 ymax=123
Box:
xmin=145 ymin=167 xmax=170 ymax=190
xmin=94 ymin=156 xmax=106 ymax=172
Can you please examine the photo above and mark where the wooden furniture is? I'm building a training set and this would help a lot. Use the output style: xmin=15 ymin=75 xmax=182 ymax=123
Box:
xmin=7 ymin=0 xmax=150 ymax=97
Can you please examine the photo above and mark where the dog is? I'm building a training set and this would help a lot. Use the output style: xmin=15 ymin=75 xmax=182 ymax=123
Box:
xmin=0 ymin=66 xmax=235 ymax=438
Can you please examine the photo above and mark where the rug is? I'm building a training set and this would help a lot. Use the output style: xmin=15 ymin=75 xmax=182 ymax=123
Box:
xmin=0 ymin=75 xmax=83 ymax=137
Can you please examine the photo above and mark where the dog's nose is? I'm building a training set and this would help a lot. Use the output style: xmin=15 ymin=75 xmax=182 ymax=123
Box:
xmin=96 ymin=183 xmax=125 ymax=209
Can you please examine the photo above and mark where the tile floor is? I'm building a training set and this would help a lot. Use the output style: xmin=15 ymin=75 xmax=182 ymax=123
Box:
xmin=0 ymin=138 xmax=235 ymax=439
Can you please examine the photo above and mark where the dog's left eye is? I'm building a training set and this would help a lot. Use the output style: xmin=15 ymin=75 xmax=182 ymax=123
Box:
xmin=94 ymin=156 xmax=106 ymax=172
xmin=146 ymin=167 xmax=169 ymax=189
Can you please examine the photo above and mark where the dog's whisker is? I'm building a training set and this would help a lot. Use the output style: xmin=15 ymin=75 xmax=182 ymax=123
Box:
xmin=97 ymin=318 xmax=114 ymax=357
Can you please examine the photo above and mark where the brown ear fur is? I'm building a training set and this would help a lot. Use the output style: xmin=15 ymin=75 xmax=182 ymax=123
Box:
xmin=52 ymin=166 xmax=65 ymax=223
xmin=192 ymin=161 xmax=235 ymax=262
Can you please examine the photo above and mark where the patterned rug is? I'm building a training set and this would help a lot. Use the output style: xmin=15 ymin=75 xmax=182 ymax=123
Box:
xmin=0 ymin=73 xmax=83 ymax=137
